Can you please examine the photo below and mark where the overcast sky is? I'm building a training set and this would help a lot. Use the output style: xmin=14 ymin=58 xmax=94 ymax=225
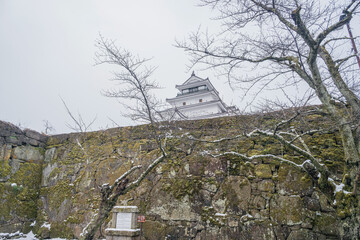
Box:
xmin=0 ymin=1 xmax=359 ymax=134
xmin=0 ymin=0 xmax=239 ymax=133
xmin=0 ymin=0 xmax=237 ymax=134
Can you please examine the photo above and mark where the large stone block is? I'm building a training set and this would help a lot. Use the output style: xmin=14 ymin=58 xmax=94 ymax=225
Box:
xmin=24 ymin=129 xmax=47 ymax=142
xmin=270 ymin=195 xmax=306 ymax=225
xmin=313 ymin=213 xmax=339 ymax=236
xmin=147 ymin=191 xmax=199 ymax=221
xmin=0 ymin=121 xmax=22 ymax=134
xmin=44 ymin=148 xmax=56 ymax=163
xmin=317 ymin=192 xmax=335 ymax=212
xmin=0 ymin=144 xmax=12 ymax=161
xmin=238 ymin=221 xmax=276 ymax=240
xmin=12 ymin=146 xmax=44 ymax=163
xmin=254 ymin=164 xmax=272 ymax=178
xmin=250 ymin=195 xmax=266 ymax=209
xmin=212 ymin=176 xmax=251 ymax=214
xmin=5 ymin=135 xmax=25 ymax=145
xmin=0 ymin=129 xmax=13 ymax=137
xmin=276 ymin=164 xmax=313 ymax=196
xmin=257 ymin=179 xmax=275 ymax=192
xmin=303 ymin=196 xmax=321 ymax=211
xmin=287 ymin=229 xmax=315 ymax=240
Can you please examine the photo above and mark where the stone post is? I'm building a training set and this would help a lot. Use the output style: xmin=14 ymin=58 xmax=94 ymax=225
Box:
xmin=105 ymin=206 xmax=140 ymax=240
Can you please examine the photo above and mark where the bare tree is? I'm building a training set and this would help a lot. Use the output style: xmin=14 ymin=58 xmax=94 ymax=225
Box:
xmin=42 ymin=120 xmax=55 ymax=135
xmin=79 ymin=35 xmax=167 ymax=240
xmin=177 ymin=0 xmax=360 ymax=238
xmin=60 ymin=97 xmax=97 ymax=133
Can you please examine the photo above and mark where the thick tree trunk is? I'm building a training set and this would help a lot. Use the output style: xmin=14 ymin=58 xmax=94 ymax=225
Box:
xmin=81 ymin=179 xmax=129 ymax=240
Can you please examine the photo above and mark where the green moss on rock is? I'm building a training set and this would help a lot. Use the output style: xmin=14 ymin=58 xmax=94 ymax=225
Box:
xmin=277 ymin=164 xmax=313 ymax=195
xmin=270 ymin=195 xmax=306 ymax=225
xmin=313 ymin=213 xmax=338 ymax=236
xmin=254 ymin=164 xmax=272 ymax=178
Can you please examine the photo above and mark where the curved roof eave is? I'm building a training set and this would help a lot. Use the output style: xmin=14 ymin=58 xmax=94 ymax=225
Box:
xmin=166 ymin=90 xmax=221 ymax=102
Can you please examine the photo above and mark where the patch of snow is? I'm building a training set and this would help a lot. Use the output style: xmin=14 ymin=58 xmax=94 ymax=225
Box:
xmin=12 ymin=231 xmax=69 ymax=240
xmin=301 ymin=159 xmax=312 ymax=167
xmin=328 ymin=177 xmax=352 ymax=195
xmin=113 ymin=206 xmax=138 ymax=210
xmin=105 ymin=228 xmax=140 ymax=232
xmin=16 ymin=231 xmax=36 ymax=240
xmin=214 ymin=213 xmax=227 ymax=217
xmin=240 ymin=213 xmax=254 ymax=222
xmin=41 ymin=222 xmax=51 ymax=230
xmin=335 ymin=183 xmax=345 ymax=193
xmin=165 ymin=132 xmax=173 ymax=137
xmin=200 ymin=150 xmax=209 ymax=156
xmin=0 ymin=231 xmax=23 ymax=238
xmin=30 ymin=220 xmax=36 ymax=227
xmin=0 ymin=231 xmax=69 ymax=240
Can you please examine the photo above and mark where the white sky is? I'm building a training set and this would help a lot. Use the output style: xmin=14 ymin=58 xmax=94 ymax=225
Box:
xmin=0 ymin=1 xmax=359 ymax=134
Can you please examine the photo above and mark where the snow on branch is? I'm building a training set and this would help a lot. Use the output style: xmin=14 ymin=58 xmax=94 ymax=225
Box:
xmin=189 ymin=125 xmax=330 ymax=180
xmin=273 ymin=112 xmax=299 ymax=133
xmin=76 ymin=138 xmax=90 ymax=164
xmin=207 ymin=151 xmax=304 ymax=169
xmin=328 ymin=177 xmax=351 ymax=196
xmin=187 ymin=134 xmax=244 ymax=143
xmin=126 ymin=154 xmax=166 ymax=192
xmin=107 ymin=165 xmax=143 ymax=192
xmin=247 ymin=129 xmax=328 ymax=175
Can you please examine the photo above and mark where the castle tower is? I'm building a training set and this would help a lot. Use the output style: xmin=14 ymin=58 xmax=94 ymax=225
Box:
xmin=164 ymin=72 xmax=238 ymax=120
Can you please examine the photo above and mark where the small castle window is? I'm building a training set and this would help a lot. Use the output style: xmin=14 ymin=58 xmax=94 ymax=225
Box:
xmin=198 ymin=85 xmax=207 ymax=90
xmin=183 ymin=102 xmax=186 ymax=106
xmin=182 ymin=89 xmax=189 ymax=94
xmin=199 ymin=99 xmax=203 ymax=103
xmin=189 ymin=87 xmax=199 ymax=93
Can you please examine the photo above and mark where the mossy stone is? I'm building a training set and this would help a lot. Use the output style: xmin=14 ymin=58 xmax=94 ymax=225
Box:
xmin=257 ymin=180 xmax=275 ymax=192
xmin=270 ymin=195 xmax=305 ymax=225
xmin=142 ymin=220 xmax=168 ymax=239
xmin=287 ymin=229 xmax=315 ymax=239
xmin=254 ymin=164 xmax=272 ymax=179
xmin=313 ymin=213 xmax=339 ymax=236
xmin=213 ymin=176 xmax=251 ymax=214
xmin=277 ymin=164 xmax=313 ymax=195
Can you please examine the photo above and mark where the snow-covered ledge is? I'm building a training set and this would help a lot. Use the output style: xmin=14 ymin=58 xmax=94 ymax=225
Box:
xmin=105 ymin=206 xmax=140 ymax=240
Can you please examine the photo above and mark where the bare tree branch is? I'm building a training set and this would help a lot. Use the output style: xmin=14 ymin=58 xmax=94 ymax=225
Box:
xmin=60 ymin=96 xmax=97 ymax=133
xmin=178 ymin=0 xmax=360 ymax=199
xmin=80 ymin=35 xmax=169 ymax=240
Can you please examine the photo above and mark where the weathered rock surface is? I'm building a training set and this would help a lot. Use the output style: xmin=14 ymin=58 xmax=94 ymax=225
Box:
xmin=0 ymin=115 xmax=347 ymax=239
xmin=0 ymin=121 xmax=46 ymax=233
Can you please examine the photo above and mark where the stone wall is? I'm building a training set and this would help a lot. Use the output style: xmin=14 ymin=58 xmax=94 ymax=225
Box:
xmin=0 ymin=121 xmax=47 ymax=233
xmin=0 ymin=114 xmax=346 ymax=239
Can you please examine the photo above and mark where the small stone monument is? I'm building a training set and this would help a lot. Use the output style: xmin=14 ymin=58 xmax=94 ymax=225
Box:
xmin=105 ymin=206 xmax=140 ymax=240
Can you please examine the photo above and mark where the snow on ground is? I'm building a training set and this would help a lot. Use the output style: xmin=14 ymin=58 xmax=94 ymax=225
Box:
xmin=0 ymin=231 xmax=67 ymax=240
